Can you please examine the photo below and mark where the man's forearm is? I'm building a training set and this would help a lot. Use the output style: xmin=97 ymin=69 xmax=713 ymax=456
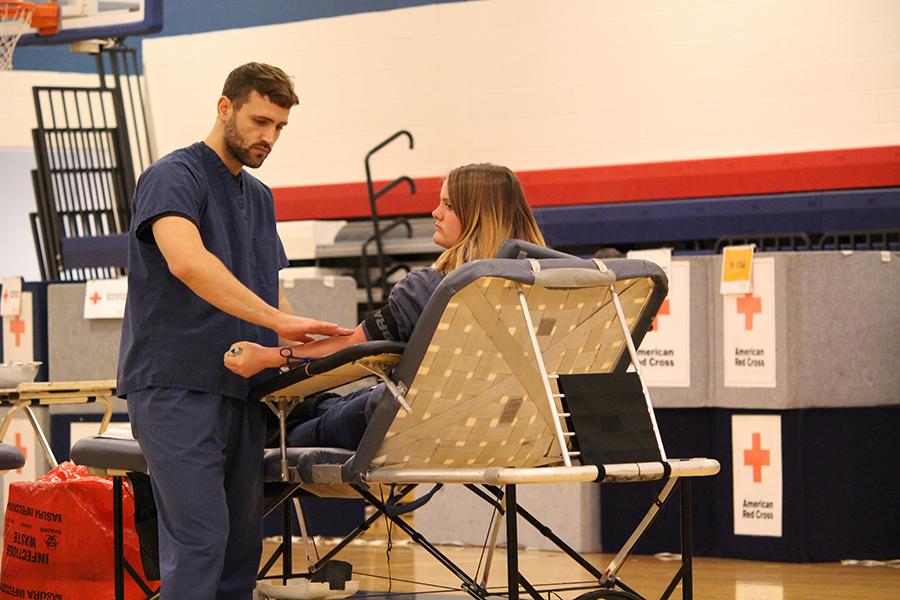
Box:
xmin=152 ymin=215 xmax=351 ymax=342
xmin=173 ymin=249 xmax=282 ymax=330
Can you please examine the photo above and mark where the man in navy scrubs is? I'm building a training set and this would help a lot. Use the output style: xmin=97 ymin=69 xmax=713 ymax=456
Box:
xmin=117 ymin=63 xmax=350 ymax=599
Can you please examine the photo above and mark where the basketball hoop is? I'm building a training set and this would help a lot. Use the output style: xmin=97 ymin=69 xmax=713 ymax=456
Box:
xmin=0 ymin=1 xmax=59 ymax=70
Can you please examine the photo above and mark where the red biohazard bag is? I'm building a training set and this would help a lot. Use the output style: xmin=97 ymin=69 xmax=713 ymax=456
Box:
xmin=1 ymin=461 xmax=149 ymax=599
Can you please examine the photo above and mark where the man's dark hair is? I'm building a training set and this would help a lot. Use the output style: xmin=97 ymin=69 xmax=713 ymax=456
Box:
xmin=222 ymin=62 xmax=299 ymax=109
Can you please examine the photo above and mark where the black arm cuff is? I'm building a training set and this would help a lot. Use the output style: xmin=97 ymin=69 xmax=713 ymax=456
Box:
xmin=362 ymin=306 xmax=401 ymax=341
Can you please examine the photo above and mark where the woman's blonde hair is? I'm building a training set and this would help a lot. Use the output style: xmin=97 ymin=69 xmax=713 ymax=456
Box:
xmin=434 ymin=163 xmax=545 ymax=274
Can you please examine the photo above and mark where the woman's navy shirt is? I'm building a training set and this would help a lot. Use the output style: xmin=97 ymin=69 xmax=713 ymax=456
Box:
xmin=117 ymin=142 xmax=288 ymax=400
xmin=362 ymin=268 xmax=444 ymax=342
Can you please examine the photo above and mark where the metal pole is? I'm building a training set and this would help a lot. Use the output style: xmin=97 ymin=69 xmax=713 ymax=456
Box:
xmin=681 ymin=480 xmax=693 ymax=599
xmin=104 ymin=45 xmax=138 ymax=207
xmin=282 ymin=500 xmax=292 ymax=585
xmin=601 ymin=477 xmax=677 ymax=585
xmin=23 ymin=406 xmax=57 ymax=468
xmin=113 ymin=476 xmax=125 ymax=600
xmin=479 ymin=492 xmax=505 ymax=588
xmin=276 ymin=400 xmax=290 ymax=480
xmin=517 ymin=286 xmax=571 ymax=466
xmin=609 ymin=285 xmax=667 ymax=461
xmin=506 ymin=484 xmax=519 ymax=600
xmin=293 ymin=496 xmax=316 ymax=573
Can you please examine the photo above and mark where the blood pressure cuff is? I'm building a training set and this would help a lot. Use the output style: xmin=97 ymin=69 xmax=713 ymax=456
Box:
xmin=361 ymin=268 xmax=444 ymax=343
xmin=363 ymin=305 xmax=401 ymax=341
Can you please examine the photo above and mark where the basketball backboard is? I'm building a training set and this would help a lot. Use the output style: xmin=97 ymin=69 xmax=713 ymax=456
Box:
xmin=18 ymin=0 xmax=161 ymax=46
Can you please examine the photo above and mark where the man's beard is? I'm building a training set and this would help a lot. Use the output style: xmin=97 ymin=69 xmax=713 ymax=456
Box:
xmin=224 ymin=116 xmax=271 ymax=169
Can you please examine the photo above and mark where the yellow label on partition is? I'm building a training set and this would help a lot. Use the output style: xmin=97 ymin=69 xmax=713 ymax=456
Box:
xmin=720 ymin=245 xmax=755 ymax=294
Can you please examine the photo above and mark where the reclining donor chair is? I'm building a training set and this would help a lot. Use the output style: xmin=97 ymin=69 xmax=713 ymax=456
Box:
xmin=252 ymin=240 xmax=720 ymax=600
xmin=72 ymin=240 xmax=719 ymax=600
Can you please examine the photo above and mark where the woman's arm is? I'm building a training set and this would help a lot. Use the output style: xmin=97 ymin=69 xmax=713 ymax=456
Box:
xmin=285 ymin=324 xmax=368 ymax=358
xmin=224 ymin=325 xmax=368 ymax=378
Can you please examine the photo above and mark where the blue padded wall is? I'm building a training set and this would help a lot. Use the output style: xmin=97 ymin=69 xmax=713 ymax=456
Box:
xmin=535 ymin=187 xmax=900 ymax=249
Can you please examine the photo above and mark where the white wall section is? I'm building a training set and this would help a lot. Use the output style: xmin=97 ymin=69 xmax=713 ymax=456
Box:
xmin=137 ymin=0 xmax=900 ymax=187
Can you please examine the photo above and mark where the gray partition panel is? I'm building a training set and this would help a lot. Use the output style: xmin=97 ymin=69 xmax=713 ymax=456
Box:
xmin=415 ymin=482 xmax=601 ymax=552
xmin=786 ymin=252 xmax=900 ymax=408
xmin=46 ymin=276 xmax=358 ymax=413
xmin=280 ymin=276 xmax=357 ymax=329
xmin=47 ymin=283 xmax=124 ymax=415
xmin=648 ymin=256 xmax=714 ymax=408
xmin=711 ymin=253 xmax=789 ymax=409
xmin=714 ymin=251 xmax=900 ymax=409
xmin=48 ymin=283 xmax=122 ymax=383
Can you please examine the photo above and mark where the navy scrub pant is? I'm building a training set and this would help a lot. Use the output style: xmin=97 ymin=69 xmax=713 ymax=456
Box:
xmin=285 ymin=384 xmax=382 ymax=450
xmin=128 ymin=387 xmax=265 ymax=600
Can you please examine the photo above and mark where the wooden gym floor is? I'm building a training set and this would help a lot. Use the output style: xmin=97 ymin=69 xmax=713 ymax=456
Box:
xmin=261 ymin=535 xmax=900 ymax=600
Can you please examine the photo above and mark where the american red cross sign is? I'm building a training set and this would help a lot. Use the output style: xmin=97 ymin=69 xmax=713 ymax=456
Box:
xmin=10 ymin=315 xmax=26 ymax=347
xmin=90 ymin=292 xmax=102 ymax=305
xmin=652 ymin=298 xmax=670 ymax=331
xmin=744 ymin=432 xmax=770 ymax=483
xmin=736 ymin=293 xmax=762 ymax=330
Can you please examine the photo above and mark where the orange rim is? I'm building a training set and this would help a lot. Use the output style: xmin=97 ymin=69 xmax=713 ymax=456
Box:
xmin=0 ymin=1 xmax=59 ymax=36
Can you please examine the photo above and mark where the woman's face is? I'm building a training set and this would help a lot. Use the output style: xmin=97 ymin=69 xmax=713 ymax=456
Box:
xmin=432 ymin=178 xmax=462 ymax=249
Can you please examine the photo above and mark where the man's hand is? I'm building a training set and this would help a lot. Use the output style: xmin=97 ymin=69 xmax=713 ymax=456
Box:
xmin=275 ymin=315 xmax=354 ymax=343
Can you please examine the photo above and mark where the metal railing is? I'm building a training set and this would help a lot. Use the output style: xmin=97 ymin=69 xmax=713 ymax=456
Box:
xmin=30 ymin=43 xmax=152 ymax=280
xmin=361 ymin=130 xmax=416 ymax=308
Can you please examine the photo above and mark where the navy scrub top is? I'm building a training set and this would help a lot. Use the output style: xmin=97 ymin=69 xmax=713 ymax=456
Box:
xmin=117 ymin=141 xmax=288 ymax=400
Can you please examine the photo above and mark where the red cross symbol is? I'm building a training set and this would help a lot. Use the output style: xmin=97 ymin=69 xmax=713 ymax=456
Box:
xmin=90 ymin=292 xmax=102 ymax=305
xmin=743 ymin=432 xmax=770 ymax=483
xmin=14 ymin=432 xmax=27 ymax=474
xmin=9 ymin=315 xmax=26 ymax=347
xmin=736 ymin=293 xmax=762 ymax=330
xmin=652 ymin=298 xmax=670 ymax=331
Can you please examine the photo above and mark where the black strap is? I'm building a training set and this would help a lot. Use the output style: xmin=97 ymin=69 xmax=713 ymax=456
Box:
xmin=385 ymin=483 xmax=443 ymax=517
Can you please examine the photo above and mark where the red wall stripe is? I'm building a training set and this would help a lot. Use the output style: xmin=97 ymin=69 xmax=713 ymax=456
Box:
xmin=273 ymin=145 xmax=900 ymax=221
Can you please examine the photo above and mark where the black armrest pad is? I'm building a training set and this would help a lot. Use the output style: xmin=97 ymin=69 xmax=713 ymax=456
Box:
xmin=263 ymin=447 xmax=355 ymax=483
xmin=0 ymin=443 xmax=25 ymax=470
xmin=70 ymin=436 xmax=147 ymax=474
xmin=249 ymin=340 xmax=406 ymax=401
